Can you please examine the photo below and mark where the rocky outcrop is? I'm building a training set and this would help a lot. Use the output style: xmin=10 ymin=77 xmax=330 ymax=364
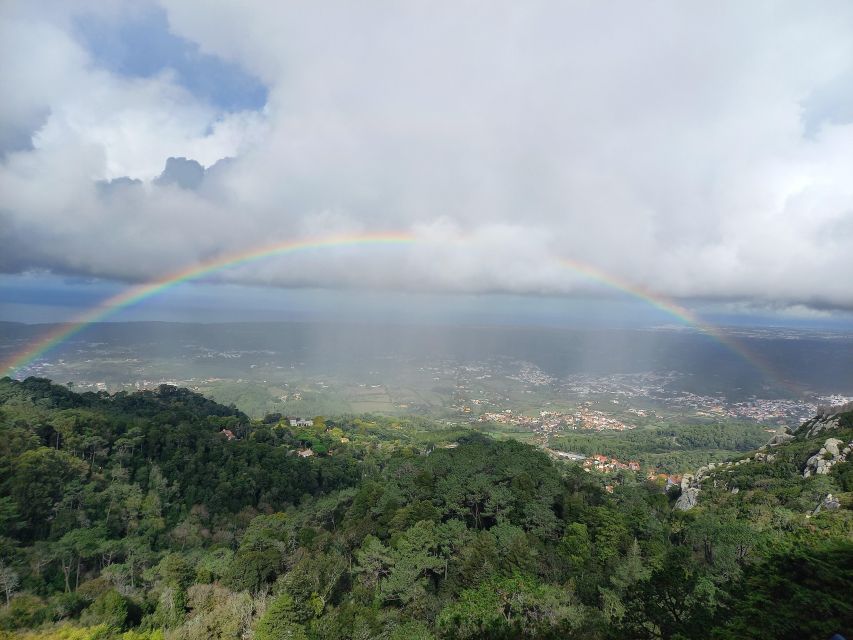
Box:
xmin=802 ymin=437 xmax=852 ymax=478
xmin=801 ymin=415 xmax=842 ymax=439
xmin=813 ymin=493 xmax=841 ymax=515
xmin=674 ymin=487 xmax=700 ymax=510
xmin=673 ymin=464 xmax=720 ymax=510
xmin=767 ymin=427 xmax=794 ymax=447
xmin=673 ymin=406 xmax=852 ymax=511
xmin=798 ymin=402 xmax=851 ymax=439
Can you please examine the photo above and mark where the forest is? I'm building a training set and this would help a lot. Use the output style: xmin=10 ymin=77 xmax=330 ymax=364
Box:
xmin=0 ymin=377 xmax=851 ymax=639
xmin=550 ymin=420 xmax=773 ymax=472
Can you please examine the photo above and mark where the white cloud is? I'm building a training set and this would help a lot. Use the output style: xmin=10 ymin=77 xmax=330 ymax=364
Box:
xmin=2 ymin=1 xmax=853 ymax=309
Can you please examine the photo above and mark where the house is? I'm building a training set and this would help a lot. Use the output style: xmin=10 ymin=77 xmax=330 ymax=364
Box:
xmin=296 ymin=448 xmax=314 ymax=458
xmin=288 ymin=417 xmax=314 ymax=428
xmin=220 ymin=429 xmax=236 ymax=441
xmin=628 ymin=461 xmax=641 ymax=471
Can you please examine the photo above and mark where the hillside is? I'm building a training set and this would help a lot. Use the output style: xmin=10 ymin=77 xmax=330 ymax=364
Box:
xmin=0 ymin=377 xmax=851 ymax=639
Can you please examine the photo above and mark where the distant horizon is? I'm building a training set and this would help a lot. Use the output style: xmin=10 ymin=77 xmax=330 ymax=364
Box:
xmin=3 ymin=318 xmax=853 ymax=335
xmin=3 ymin=274 xmax=853 ymax=332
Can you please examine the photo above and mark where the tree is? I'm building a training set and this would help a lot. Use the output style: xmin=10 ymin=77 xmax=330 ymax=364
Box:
xmin=619 ymin=546 xmax=718 ymax=640
xmin=713 ymin=541 xmax=853 ymax=640
xmin=223 ymin=548 xmax=281 ymax=593
xmin=559 ymin=522 xmax=593 ymax=576
xmin=0 ymin=497 xmax=19 ymax=535
xmin=159 ymin=553 xmax=195 ymax=591
xmin=53 ymin=528 xmax=103 ymax=592
xmin=255 ymin=593 xmax=308 ymax=640
xmin=381 ymin=521 xmax=444 ymax=604
xmin=8 ymin=447 xmax=87 ymax=538
xmin=0 ymin=562 xmax=19 ymax=605
xmin=388 ymin=620 xmax=434 ymax=640
xmin=438 ymin=574 xmax=587 ymax=639
xmin=354 ymin=535 xmax=393 ymax=594
xmin=277 ymin=550 xmax=348 ymax=620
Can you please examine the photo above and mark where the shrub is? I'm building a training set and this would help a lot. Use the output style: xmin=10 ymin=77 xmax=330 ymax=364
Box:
xmin=48 ymin=592 xmax=89 ymax=621
xmin=0 ymin=594 xmax=49 ymax=630
xmin=80 ymin=590 xmax=134 ymax=631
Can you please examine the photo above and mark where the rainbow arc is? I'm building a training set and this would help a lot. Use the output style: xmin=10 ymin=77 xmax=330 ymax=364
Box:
xmin=1 ymin=231 xmax=795 ymax=393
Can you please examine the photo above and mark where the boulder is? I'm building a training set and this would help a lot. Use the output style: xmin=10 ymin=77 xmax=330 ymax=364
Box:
xmin=802 ymin=437 xmax=852 ymax=477
xmin=768 ymin=432 xmax=794 ymax=447
xmin=800 ymin=415 xmax=841 ymax=439
xmin=813 ymin=493 xmax=842 ymax=515
xmin=824 ymin=438 xmax=843 ymax=457
xmin=674 ymin=487 xmax=700 ymax=511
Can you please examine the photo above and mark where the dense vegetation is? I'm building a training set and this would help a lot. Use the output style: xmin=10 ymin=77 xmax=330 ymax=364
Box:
xmin=1 ymin=377 xmax=851 ymax=639
xmin=551 ymin=420 xmax=773 ymax=472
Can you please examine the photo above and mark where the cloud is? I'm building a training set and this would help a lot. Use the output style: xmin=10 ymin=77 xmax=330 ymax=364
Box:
xmin=2 ymin=1 xmax=853 ymax=310
xmin=154 ymin=157 xmax=205 ymax=189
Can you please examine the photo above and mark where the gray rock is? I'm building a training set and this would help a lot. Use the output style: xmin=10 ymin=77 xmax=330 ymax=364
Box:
xmin=814 ymin=493 xmax=842 ymax=515
xmin=802 ymin=416 xmax=841 ymax=439
xmin=802 ymin=437 xmax=851 ymax=477
xmin=674 ymin=487 xmax=700 ymax=511
xmin=824 ymin=438 xmax=843 ymax=457
xmin=768 ymin=432 xmax=794 ymax=447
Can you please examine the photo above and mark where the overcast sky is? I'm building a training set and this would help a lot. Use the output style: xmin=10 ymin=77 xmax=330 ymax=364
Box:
xmin=2 ymin=1 xmax=853 ymax=321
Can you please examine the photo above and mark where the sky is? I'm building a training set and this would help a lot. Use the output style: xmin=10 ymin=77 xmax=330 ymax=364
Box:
xmin=2 ymin=1 xmax=853 ymax=328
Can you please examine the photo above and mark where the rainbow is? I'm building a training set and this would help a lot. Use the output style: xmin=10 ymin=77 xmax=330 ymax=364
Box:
xmin=1 ymin=232 xmax=415 ymax=377
xmin=555 ymin=258 xmax=798 ymax=393
xmin=1 ymin=231 xmax=796 ymax=392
